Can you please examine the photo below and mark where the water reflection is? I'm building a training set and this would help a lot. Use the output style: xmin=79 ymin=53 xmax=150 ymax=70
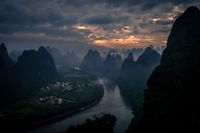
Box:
xmin=29 ymin=79 xmax=133 ymax=133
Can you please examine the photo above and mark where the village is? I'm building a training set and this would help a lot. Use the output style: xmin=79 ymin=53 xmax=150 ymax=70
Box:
xmin=38 ymin=81 xmax=89 ymax=105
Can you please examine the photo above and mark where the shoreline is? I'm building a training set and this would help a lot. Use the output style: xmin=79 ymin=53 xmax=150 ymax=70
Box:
xmin=7 ymin=90 xmax=104 ymax=133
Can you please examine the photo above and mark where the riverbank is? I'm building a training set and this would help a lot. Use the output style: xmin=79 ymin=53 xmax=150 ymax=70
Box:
xmin=10 ymin=91 xmax=104 ymax=133
xmin=64 ymin=114 xmax=117 ymax=133
xmin=0 ymin=70 xmax=104 ymax=133
xmin=29 ymin=80 xmax=133 ymax=133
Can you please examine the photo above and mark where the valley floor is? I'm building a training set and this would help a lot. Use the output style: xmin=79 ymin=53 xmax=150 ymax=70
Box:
xmin=0 ymin=69 xmax=104 ymax=133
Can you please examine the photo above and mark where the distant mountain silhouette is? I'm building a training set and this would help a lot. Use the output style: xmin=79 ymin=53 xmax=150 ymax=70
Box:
xmin=9 ymin=50 xmax=22 ymax=62
xmin=46 ymin=47 xmax=81 ymax=70
xmin=119 ymin=47 xmax=160 ymax=120
xmin=155 ymin=46 xmax=166 ymax=54
xmin=46 ymin=47 xmax=64 ymax=66
xmin=80 ymin=50 xmax=103 ymax=75
xmin=120 ymin=46 xmax=160 ymax=84
xmin=14 ymin=46 xmax=58 ymax=89
xmin=121 ymin=52 xmax=135 ymax=70
xmin=103 ymin=52 xmax=123 ymax=80
xmin=108 ymin=49 xmax=117 ymax=55
xmin=131 ymin=48 xmax=144 ymax=60
xmin=129 ymin=6 xmax=200 ymax=133
xmin=80 ymin=49 xmax=123 ymax=80
xmin=0 ymin=43 xmax=14 ymax=74
xmin=0 ymin=43 xmax=21 ymax=105
xmin=0 ymin=45 xmax=59 ymax=106
xmin=63 ymin=51 xmax=81 ymax=69
xmin=137 ymin=47 xmax=160 ymax=66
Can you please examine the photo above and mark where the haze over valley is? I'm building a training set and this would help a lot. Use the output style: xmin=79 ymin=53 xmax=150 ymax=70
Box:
xmin=0 ymin=1 xmax=200 ymax=133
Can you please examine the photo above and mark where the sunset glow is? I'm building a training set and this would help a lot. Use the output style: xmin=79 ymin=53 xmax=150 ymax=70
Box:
xmin=0 ymin=0 xmax=191 ymax=50
xmin=1 ymin=1 xmax=200 ymax=132
xmin=74 ymin=23 xmax=167 ymax=48
xmin=92 ymin=35 xmax=157 ymax=48
xmin=75 ymin=25 xmax=87 ymax=30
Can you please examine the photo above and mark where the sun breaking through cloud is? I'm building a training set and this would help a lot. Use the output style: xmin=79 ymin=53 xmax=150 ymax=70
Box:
xmin=0 ymin=0 xmax=199 ymax=50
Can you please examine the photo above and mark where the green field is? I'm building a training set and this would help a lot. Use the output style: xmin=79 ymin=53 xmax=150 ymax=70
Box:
xmin=0 ymin=69 xmax=104 ymax=132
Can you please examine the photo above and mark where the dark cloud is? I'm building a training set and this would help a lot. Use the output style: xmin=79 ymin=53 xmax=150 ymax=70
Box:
xmin=0 ymin=1 xmax=63 ymax=26
xmin=83 ymin=15 xmax=115 ymax=25
xmin=152 ymin=26 xmax=171 ymax=33
xmin=82 ymin=15 xmax=129 ymax=25
xmin=104 ymin=0 xmax=199 ymax=6
xmin=61 ymin=0 xmax=199 ymax=8
xmin=0 ymin=0 xmax=199 ymax=51
xmin=155 ymin=20 xmax=174 ymax=25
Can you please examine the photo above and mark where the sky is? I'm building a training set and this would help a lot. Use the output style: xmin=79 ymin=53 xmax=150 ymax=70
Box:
xmin=0 ymin=0 xmax=199 ymax=52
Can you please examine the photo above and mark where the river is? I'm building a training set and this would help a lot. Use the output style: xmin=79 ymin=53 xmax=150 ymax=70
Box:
xmin=29 ymin=79 xmax=133 ymax=133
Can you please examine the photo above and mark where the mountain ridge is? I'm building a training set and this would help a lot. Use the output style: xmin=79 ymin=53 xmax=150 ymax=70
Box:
xmin=128 ymin=6 xmax=200 ymax=132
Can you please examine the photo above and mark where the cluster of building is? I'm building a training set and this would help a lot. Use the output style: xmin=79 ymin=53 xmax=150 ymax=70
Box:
xmin=39 ymin=96 xmax=63 ymax=105
xmin=40 ymin=81 xmax=74 ymax=92
xmin=38 ymin=81 xmax=91 ymax=105
xmin=39 ymin=81 xmax=74 ymax=105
